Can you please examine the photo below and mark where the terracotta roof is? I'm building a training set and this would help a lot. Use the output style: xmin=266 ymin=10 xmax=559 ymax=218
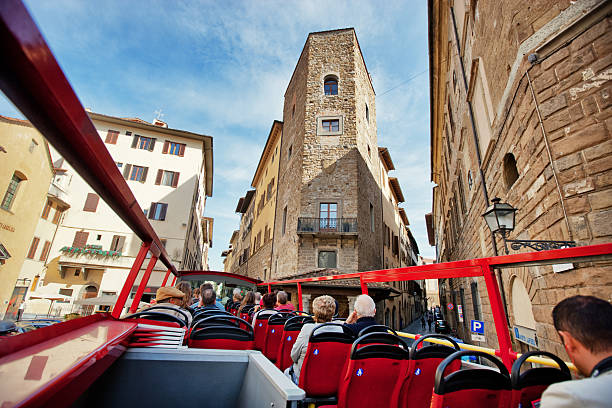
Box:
xmin=389 ymin=177 xmax=405 ymax=203
xmin=120 ymin=117 xmax=150 ymax=124
xmin=398 ymin=208 xmax=409 ymax=226
xmin=378 ymin=147 xmax=395 ymax=171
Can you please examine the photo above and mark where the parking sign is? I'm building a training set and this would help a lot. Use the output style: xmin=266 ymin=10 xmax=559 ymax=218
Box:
xmin=471 ymin=320 xmax=484 ymax=334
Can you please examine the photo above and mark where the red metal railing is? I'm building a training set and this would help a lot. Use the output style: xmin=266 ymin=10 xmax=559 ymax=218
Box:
xmin=258 ymin=243 xmax=612 ymax=370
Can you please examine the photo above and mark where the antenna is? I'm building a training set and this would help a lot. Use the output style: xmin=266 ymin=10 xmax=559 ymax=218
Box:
xmin=154 ymin=109 xmax=165 ymax=120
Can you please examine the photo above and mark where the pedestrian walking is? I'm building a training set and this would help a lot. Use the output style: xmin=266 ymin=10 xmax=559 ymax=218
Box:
xmin=420 ymin=315 xmax=425 ymax=330
xmin=428 ymin=316 xmax=433 ymax=331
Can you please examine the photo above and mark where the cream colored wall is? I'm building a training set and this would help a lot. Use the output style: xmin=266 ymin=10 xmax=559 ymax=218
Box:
xmin=0 ymin=119 xmax=53 ymax=318
xmin=250 ymin=131 xmax=281 ymax=266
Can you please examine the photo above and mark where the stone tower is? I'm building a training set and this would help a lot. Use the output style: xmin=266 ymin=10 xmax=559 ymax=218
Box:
xmin=271 ymin=28 xmax=384 ymax=279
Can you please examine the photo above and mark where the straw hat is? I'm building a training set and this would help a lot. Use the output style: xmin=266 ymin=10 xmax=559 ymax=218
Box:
xmin=155 ymin=286 xmax=185 ymax=302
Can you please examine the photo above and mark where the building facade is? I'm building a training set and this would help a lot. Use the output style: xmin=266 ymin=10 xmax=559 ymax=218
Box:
xmin=428 ymin=0 xmax=611 ymax=357
xmin=6 ymin=113 xmax=213 ymax=317
xmin=0 ymin=115 xmax=55 ymax=319
xmin=223 ymin=29 xmax=423 ymax=330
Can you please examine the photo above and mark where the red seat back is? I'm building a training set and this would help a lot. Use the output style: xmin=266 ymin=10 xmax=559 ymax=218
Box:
xmin=299 ymin=323 xmax=355 ymax=398
xmin=336 ymin=332 xmax=409 ymax=408
xmin=276 ymin=315 xmax=314 ymax=371
xmin=253 ymin=312 xmax=275 ymax=351
xmin=263 ymin=313 xmax=292 ymax=362
xmin=391 ymin=334 xmax=461 ymax=408
xmin=510 ymin=351 xmax=570 ymax=408
xmin=188 ymin=316 xmax=254 ymax=350
xmin=430 ymin=350 xmax=511 ymax=408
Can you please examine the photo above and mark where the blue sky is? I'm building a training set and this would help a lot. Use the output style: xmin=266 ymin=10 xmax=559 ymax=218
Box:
xmin=1 ymin=0 xmax=435 ymax=269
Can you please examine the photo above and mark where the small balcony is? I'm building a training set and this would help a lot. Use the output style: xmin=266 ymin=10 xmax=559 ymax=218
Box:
xmin=297 ymin=217 xmax=358 ymax=235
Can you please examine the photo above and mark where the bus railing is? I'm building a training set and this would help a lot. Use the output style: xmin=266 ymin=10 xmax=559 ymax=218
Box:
xmin=395 ymin=331 xmax=577 ymax=372
xmin=259 ymin=242 xmax=612 ymax=371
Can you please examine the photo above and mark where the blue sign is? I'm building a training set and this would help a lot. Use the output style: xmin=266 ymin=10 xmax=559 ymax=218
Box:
xmin=471 ymin=320 xmax=484 ymax=334
xmin=356 ymin=368 xmax=364 ymax=377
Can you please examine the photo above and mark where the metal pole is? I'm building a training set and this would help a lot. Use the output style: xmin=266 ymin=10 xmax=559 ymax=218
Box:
xmin=297 ymin=282 xmax=303 ymax=311
xmin=170 ymin=275 xmax=177 ymax=286
xmin=267 ymin=284 xmax=271 ymax=293
xmin=481 ymin=260 xmax=514 ymax=371
xmin=360 ymin=276 xmax=368 ymax=295
xmin=112 ymin=242 xmax=151 ymax=318
xmin=129 ymin=255 xmax=158 ymax=313
xmin=161 ymin=269 xmax=171 ymax=287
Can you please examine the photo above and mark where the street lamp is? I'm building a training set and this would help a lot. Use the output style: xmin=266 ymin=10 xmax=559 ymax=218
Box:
xmin=482 ymin=198 xmax=576 ymax=254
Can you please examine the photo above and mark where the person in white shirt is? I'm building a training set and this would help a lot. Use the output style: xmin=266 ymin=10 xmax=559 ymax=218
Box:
xmin=540 ymin=295 xmax=612 ymax=408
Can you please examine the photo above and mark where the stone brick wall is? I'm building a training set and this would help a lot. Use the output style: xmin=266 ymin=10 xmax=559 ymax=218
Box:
xmin=431 ymin=0 xmax=611 ymax=357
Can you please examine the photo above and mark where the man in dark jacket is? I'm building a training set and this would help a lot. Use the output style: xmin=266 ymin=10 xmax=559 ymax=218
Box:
xmin=344 ymin=294 xmax=377 ymax=335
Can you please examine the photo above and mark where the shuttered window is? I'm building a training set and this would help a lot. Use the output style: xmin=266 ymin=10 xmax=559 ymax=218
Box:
xmin=52 ymin=209 xmax=62 ymax=224
xmin=41 ymin=199 xmax=52 ymax=219
xmin=162 ymin=141 xmax=186 ymax=156
xmin=72 ymin=231 xmax=89 ymax=248
xmin=148 ymin=202 xmax=168 ymax=221
xmin=39 ymin=240 xmax=51 ymax=261
xmin=124 ymin=165 xmax=148 ymax=182
xmin=83 ymin=193 xmax=100 ymax=212
xmin=110 ymin=235 xmax=126 ymax=252
xmin=131 ymin=135 xmax=156 ymax=151
xmin=27 ymin=237 xmax=40 ymax=259
xmin=105 ymin=130 xmax=119 ymax=144
xmin=155 ymin=170 xmax=180 ymax=187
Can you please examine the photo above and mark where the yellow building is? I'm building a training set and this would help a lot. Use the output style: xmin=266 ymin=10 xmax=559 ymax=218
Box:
xmin=223 ymin=121 xmax=282 ymax=280
xmin=0 ymin=115 xmax=54 ymax=319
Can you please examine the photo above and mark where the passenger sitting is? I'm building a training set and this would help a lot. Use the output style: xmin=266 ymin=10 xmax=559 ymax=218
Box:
xmin=191 ymin=287 xmax=200 ymax=307
xmin=194 ymin=283 xmax=224 ymax=311
xmin=149 ymin=286 xmax=192 ymax=326
xmin=540 ymin=295 xmax=612 ymax=407
xmin=344 ymin=294 xmax=377 ymax=335
xmin=286 ymin=295 xmax=342 ymax=384
xmin=275 ymin=291 xmax=295 ymax=312
xmin=252 ymin=293 xmax=278 ymax=326
xmin=175 ymin=281 xmax=195 ymax=314
xmin=199 ymin=288 xmax=222 ymax=313
xmin=232 ymin=288 xmax=243 ymax=305
xmin=238 ymin=291 xmax=256 ymax=316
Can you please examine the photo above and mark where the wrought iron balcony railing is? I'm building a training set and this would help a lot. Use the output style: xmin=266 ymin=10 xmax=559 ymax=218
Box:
xmin=297 ymin=217 xmax=357 ymax=234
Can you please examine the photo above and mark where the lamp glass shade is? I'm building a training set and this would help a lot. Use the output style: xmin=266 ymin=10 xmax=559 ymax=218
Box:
xmin=482 ymin=200 xmax=516 ymax=234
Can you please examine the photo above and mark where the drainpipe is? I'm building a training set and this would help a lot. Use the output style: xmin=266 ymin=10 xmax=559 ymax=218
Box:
xmin=525 ymin=68 xmax=573 ymax=240
xmin=449 ymin=7 xmax=510 ymax=323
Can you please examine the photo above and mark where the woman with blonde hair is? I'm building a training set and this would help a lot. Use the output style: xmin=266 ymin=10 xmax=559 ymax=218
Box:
xmin=286 ymin=295 xmax=342 ymax=383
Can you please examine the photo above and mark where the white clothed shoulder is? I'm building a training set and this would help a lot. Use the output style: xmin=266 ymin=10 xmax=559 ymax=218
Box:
xmin=540 ymin=370 xmax=612 ymax=408
xmin=251 ymin=309 xmax=277 ymax=327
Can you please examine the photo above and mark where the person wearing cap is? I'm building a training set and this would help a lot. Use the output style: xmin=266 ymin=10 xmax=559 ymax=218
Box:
xmin=150 ymin=286 xmax=193 ymax=326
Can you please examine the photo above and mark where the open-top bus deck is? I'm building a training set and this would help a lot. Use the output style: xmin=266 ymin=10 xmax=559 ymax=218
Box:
xmin=1 ymin=1 xmax=611 ymax=407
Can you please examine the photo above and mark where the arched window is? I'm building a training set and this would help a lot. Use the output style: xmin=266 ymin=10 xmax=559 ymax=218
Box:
xmin=324 ymin=76 xmax=338 ymax=95
xmin=510 ymin=277 xmax=536 ymax=329
xmin=503 ymin=153 xmax=519 ymax=190
xmin=392 ymin=306 xmax=397 ymax=329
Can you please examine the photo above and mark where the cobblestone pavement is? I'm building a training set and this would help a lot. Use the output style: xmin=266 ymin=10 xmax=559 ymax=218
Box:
xmin=400 ymin=315 xmax=437 ymax=346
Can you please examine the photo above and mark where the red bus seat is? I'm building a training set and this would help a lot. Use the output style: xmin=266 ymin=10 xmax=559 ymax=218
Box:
xmin=333 ymin=332 xmax=409 ymax=408
xmin=430 ymin=350 xmax=511 ymax=408
xmin=276 ymin=315 xmax=314 ymax=371
xmin=239 ymin=304 xmax=256 ymax=323
xmin=263 ymin=312 xmax=293 ymax=362
xmin=510 ymin=351 xmax=570 ymax=408
xmin=253 ymin=311 xmax=277 ymax=351
xmin=391 ymin=334 xmax=461 ymax=408
xmin=123 ymin=306 xmax=190 ymax=328
xmin=188 ymin=315 xmax=254 ymax=350
xmin=357 ymin=324 xmax=395 ymax=337
xmin=299 ymin=323 xmax=355 ymax=398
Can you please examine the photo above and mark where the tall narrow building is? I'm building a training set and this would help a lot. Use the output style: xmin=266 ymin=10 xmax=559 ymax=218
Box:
xmin=272 ymin=28 xmax=386 ymax=278
xmin=224 ymin=29 xmax=423 ymax=327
